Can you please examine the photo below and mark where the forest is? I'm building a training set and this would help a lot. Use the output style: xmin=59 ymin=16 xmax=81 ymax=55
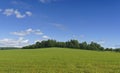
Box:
xmin=23 ymin=39 xmax=120 ymax=52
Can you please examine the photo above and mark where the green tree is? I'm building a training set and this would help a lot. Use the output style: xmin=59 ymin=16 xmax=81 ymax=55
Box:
xmin=80 ymin=42 xmax=88 ymax=49
xmin=66 ymin=40 xmax=79 ymax=48
xmin=88 ymin=42 xmax=104 ymax=50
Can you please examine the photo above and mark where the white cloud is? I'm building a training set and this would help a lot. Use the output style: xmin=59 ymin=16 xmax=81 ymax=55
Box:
xmin=90 ymin=40 xmax=106 ymax=45
xmin=97 ymin=40 xmax=105 ymax=44
xmin=11 ymin=28 xmax=32 ymax=36
xmin=34 ymin=29 xmax=43 ymax=35
xmin=0 ymin=9 xmax=2 ymax=12
xmin=39 ymin=0 xmax=56 ymax=3
xmin=11 ymin=28 xmax=43 ymax=36
xmin=34 ymin=40 xmax=42 ymax=43
xmin=0 ymin=28 xmax=50 ymax=47
xmin=3 ymin=9 xmax=14 ymax=16
xmin=2 ymin=8 xmax=32 ymax=18
xmin=14 ymin=10 xmax=26 ymax=18
xmin=26 ymin=28 xmax=33 ymax=32
xmin=11 ymin=31 xmax=29 ymax=36
xmin=26 ymin=11 xmax=32 ymax=16
xmin=35 ymin=35 xmax=51 ymax=43
xmin=0 ymin=37 xmax=29 ymax=47
xmin=42 ymin=35 xmax=50 ymax=39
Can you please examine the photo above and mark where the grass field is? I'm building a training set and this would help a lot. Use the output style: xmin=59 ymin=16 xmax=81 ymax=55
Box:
xmin=0 ymin=48 xmax=120 ymax=73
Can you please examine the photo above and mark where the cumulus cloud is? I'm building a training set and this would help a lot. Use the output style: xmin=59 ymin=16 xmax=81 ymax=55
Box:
xmin=3 ymin=9 xmax=14 ymax=16
xmin=1 ymin=28 xmax=51 ymax=47
xmin=34 ymin=29 xmax=43 ymax=35
xmin=11 ymin=28 xmax=43 ymax=36
xmin=14 ymin=10 xmax=26 ymax=18
xmin=2 ymin=8 xmax=32 ymax=18
xmin=42 ymin=35 xmax=50 ymax=39
xmin=26 ymin=11 xmax=32 ymax=16
xmin=35 ymin=35 xmax=51 ymax=43
xmin=0 ymin=37 xmax=29 ymax=47
xmin=39 ymin=0 xmax=56 ymax=3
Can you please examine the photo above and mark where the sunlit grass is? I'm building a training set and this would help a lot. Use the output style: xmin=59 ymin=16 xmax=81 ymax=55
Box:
xmin=0 ymin=48 xmax=120 ymax=73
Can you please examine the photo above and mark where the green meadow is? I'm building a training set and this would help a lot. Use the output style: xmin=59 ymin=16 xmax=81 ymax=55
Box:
xmin=0 ymin=48 xmax=120 ymax=73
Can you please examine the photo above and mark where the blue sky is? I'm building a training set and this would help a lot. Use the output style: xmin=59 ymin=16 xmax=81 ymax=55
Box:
xmin=0 ymin=0 xmax=120 ymax=48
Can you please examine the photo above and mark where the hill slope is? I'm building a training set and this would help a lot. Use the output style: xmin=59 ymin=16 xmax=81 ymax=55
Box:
xmin=0 ymin=48 xmax=120 ymax=73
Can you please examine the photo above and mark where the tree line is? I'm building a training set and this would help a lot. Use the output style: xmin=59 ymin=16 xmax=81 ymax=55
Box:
xmin=22 ymin=39 xmax=120 ymax=52
xmin=0 ymin=47 xmax=20 ymax=50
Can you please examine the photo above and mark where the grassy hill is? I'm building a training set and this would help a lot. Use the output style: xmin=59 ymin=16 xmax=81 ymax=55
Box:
xmin=0 ymin=48 xmax=120 ymax=73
